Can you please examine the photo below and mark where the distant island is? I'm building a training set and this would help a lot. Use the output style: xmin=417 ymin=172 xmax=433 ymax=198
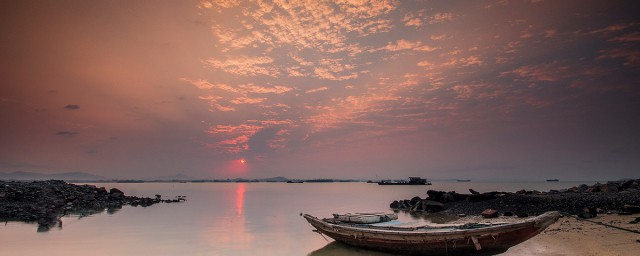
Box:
xmin=0 ymin=171 xmax=362 ymax=183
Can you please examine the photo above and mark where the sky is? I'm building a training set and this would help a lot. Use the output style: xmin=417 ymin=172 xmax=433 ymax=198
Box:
xmin=1 ymin=0 xmax=639 ymax=180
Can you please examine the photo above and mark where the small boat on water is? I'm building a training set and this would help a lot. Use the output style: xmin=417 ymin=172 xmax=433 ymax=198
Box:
xmin=302 ymin=211 xmax=560 ymax=255
xmin=456 ymin=179 xmax=471 ymax=182
xmin=546 ymin=179 xmax=559 ymax=182
xmin=378 ymin=176 xmax=431 ymax=185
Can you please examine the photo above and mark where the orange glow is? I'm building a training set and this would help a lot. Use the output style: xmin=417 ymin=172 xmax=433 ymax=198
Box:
xmin=240 ymin=159 xmax=246 ymax=164
xmin=236 ymin=183 xmax=245 ymax=216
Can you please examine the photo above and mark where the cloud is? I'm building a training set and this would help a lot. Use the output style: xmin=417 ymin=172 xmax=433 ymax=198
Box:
xmin=239 ymin=84 xmax=293 ymax=94
xmin=378 ymin=39 xmax=438 ymax=52
xmin=428 ymin=12 xmax=455 ymax=24
xmin=597 ymin=47 xmax=640 ymax=67
xmin=205 ymin=56 xmax=279 ymax=77
xmin=64 ymin=104 xmax=80 ymax=110
xmin=502 ymin=61 xmax=571 ymax=82
xmin=56 ymin=131 xmax=79 ymax=137
xmin=305 ymin=86 xmax=328 ymax=94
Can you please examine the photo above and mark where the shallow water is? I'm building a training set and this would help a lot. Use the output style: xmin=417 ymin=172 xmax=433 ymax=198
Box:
xmin=0 ymin=181 xmax=593 ymax=255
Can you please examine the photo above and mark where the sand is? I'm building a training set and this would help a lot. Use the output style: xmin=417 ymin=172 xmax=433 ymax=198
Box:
xmin=504 ymin=213 xmax=640 ymax=256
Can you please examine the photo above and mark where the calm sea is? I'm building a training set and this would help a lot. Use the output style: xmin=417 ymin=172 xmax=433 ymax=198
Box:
xmin=0 ymin=181 xmax=594 ymax=255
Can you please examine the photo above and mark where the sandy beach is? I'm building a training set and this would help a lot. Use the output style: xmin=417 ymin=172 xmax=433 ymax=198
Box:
xmin=505 ymin=213 xmax=640 ymax=256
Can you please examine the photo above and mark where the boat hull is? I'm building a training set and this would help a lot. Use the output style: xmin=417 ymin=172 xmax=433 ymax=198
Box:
xmin=303 ymin=211 xmax=559 ymax=255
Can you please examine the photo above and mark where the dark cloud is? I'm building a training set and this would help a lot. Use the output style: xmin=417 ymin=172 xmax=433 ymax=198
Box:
xmin=55 ymin=131 xmax=79 ymax=136
xmin=64 ymin=104 xmax=80 ymax=110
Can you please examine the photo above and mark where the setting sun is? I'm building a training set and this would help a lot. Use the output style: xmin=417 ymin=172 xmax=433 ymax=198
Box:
xmin=240 ymin=159 xmax=246 ymax=164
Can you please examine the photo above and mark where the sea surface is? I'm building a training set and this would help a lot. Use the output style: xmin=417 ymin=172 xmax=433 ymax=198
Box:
xmin=0 ymin=180 xmax=594 ymax=255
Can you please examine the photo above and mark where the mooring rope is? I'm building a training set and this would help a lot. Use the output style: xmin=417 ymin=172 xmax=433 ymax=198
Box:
xmin=573 ymin=216 xmax=640 ymax=235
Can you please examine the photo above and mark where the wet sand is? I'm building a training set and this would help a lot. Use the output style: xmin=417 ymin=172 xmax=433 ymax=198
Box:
xmin=505 ymin=213 xmax=640 ymax=256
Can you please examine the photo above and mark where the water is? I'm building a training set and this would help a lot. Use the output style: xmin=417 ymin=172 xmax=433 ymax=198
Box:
xmin=0 ymin=181 xmax=592 ymax=255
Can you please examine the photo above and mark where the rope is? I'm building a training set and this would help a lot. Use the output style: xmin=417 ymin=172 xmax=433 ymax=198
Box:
xmin=573 ymin=216 xmax=640 ymax=235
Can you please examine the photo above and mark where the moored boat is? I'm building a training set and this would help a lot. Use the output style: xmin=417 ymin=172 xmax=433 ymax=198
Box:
xmin=302 ymin=211 xmax=560 ymax=255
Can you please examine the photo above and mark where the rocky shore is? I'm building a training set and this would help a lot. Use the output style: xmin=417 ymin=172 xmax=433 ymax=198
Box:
xmin=0 ymin=180 xmax=185 ymax=231
xmin=390 ymin=179 xmax=640 ymax=218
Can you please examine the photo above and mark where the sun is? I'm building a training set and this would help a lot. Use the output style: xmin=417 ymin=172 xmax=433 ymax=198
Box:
xmin=240 ymin=159 xmax=246 ymax=164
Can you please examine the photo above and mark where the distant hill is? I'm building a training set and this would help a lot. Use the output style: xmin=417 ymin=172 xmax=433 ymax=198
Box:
xmin=0 ymin=171 xmax=105 ymax=181
xmin=261 ymin=176 xmax=289 ymax=182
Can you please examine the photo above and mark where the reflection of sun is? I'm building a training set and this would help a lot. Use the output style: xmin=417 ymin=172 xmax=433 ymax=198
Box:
xmin=240 ymin=159 xmax=246 ymax=164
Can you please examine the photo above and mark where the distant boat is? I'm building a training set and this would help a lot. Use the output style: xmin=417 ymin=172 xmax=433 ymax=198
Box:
xmin=286 ymin=180 xmax=304 ymax=183
xmin=302 ymin=211 xmax=560 ymax=255
xmin=378 ymin=177 xmax=431 ymax=185
xmin=456 ymin=179 xmax=471 ymax=182
xmin=546 ymin=179 xmax=559 ymax=182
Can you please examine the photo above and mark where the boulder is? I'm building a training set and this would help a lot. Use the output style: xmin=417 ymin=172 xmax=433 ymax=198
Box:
xmin=409 ymin=196 xmax=422 ymax=206
xmin=468 ymin=193 xmax=496 ymax=202
xmin=423 ymin=200 xmax=445 ymax=212
xmin=109 ymin=188 xmax=124 ymax=199
xmin=481 ymin=209 xmax=498 ymax=218
xmin=426 ymin=190 xmax=445 ymax=203
xmin=623 ymin=205 xmax=640 ymax=214
xmin=578 ymin=207 xmax=597 ymax=219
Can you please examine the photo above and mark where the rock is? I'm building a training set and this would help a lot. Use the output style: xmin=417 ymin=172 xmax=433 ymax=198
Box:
xmin=630 ymin=217 xmax=640 ymax=224
xmin=427 ymin=190 xmax=445 ymax=203
xmin=0 ymin=180 xmax=179 ymax=232
xmin=468 ymin=193 xmax=496 ymax=202
xmin=503 ymin=211 xmax=514 ymax=216
xmin=620 ymin=179 xmax=635 ymax=190
xmin=481 ymin=209 xmax=498 ymax=218
xmin=515 ymin=212 xmax=529 ymax=218
xmin=469 ymin=189 xmax=480 ymax=195
xmin=578 ymin=207 xmax=597 ymax=219
xmin=623 ymin=205 xmax=640 ymax=214
xmin=109 ymin=188 xmax=124 ymax=199
xmin=422 ymin=200 xmax=445 ymax=212
xmin=409 ymin=196 xmax=422 ymax=206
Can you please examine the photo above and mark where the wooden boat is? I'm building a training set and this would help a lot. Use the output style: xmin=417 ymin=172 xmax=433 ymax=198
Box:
xmin=302 ymin=211 xmax=560 ymax=255
xmin=332 ymin=212 xmax=398 ymax=224
xmin=378 ymin=177 xmax=431 ymax=185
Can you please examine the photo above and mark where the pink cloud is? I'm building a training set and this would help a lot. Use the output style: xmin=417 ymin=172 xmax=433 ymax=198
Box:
xmin=305 ymin=86 xmax=329 ymax=94
xmin=205 ymin=56 xmax=279 ymax=77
